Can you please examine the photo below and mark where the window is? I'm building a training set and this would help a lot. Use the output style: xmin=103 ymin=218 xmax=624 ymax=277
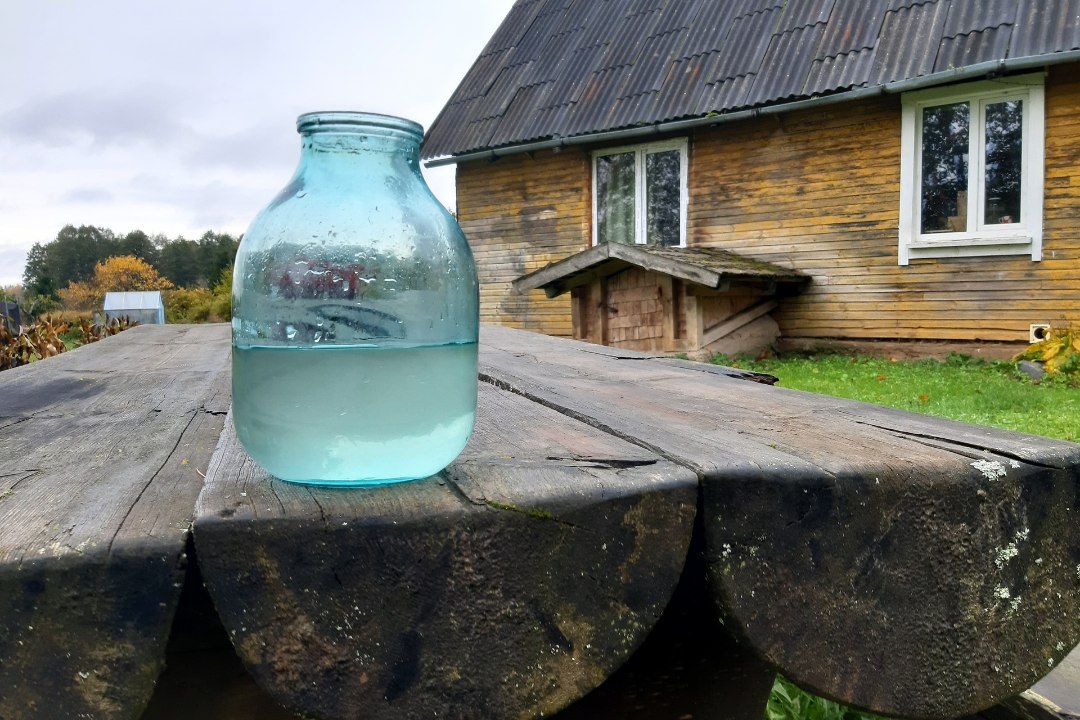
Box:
xmin=593 ymin=139 xmax=688 ymax=247
xmin=899 ymin=74 xmax=1044 ymax=265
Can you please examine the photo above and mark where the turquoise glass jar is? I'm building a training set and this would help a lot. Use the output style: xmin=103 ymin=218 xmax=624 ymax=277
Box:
xmin=231 ymin=112 xmax=479 ymax=486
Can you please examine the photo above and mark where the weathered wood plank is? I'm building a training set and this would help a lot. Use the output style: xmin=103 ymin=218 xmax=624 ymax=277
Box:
xmin=0 ymin=324 xmax=231 ymax=720
xmin=701 ymin=299 xmax=778 ymax=346
xmin=555 ymin=515 xmax=776 ymax=720
xmin=193 ymin=380 xmax=697 ymax=720
xmin=139 ymin=537 xmax=298 ymax=720
xmin=477 ymin=325 xmax=1080 ymax=719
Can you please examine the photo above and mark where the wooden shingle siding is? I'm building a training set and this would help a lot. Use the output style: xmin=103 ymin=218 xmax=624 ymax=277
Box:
xmin=605 ymin=267 xmax=665 ymax=348
xmin=457 ymin=148 xmax=591 ymax=336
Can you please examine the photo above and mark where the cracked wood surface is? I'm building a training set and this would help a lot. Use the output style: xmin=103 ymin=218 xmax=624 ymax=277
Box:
xmin=477 ymin=325 xmax=1080 ymax=719
xmin=5 ymin=323 xmax=1079 ymax=720
xmin=194 ymin=380 xmax=698 ymax=720
xmin=0 ymin=324 xmax=230 ymax=720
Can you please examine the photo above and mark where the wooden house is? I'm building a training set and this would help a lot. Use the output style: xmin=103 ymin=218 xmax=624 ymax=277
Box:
xmin=422 ymin=0 xmax=1080 ymax=355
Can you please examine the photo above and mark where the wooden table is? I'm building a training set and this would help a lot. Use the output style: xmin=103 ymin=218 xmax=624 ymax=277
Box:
xmin=2 ymin=323 xmax=1079 ymax=720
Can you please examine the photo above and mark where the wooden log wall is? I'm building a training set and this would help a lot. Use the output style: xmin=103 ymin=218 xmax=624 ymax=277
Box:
xmin=456 ymin=148 xmax=591 ymax=337
xmin=690 ymin=63 xmax=1080 ymax=343
xmin=454 ymin=63 xmax=1080 ymax=345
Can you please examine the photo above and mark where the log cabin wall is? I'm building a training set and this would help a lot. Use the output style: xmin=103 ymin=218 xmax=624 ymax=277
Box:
xmin=454 ymin=63 xmax=1080 ymax=345
xmin=690 ymin=63 xmax=1080 ymax=343
xmin=455 ymin=147 xmax=591 ymax=336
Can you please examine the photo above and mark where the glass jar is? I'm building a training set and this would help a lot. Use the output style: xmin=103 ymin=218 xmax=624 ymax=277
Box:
xmin=231 ymin=112 xmax=479 ymax=486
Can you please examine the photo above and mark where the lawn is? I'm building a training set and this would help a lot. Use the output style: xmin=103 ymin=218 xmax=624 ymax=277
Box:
xmin=708 ymin=350 xmax=1080 ymax=720
xmin=713 ymin=352 xmax=1080 ymax=443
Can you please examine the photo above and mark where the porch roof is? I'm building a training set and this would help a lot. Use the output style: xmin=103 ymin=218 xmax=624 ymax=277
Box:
xmin=513 ymin=243 xmax=810 ymax=298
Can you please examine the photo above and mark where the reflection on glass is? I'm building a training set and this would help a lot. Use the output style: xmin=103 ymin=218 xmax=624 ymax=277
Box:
xmin=984 ymin=100 xmax=1023 ymax=225
xmin=921 ymin=102 xmax=969 ymax=233
xmin=646 ymin=150 xmax=681 ymax=246
xmin=597 ymin=152 xmax=636 ymax=244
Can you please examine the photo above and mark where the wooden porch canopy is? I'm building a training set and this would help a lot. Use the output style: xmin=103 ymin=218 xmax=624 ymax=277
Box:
xmin=513 ymin=243 xmax=809 ymax=298
xmin=514 ymin=244 xmax=809 ymax=354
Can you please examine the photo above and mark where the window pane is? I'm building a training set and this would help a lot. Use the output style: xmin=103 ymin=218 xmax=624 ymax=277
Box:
xmin=646 ymin=150 xmax=681 ymax=246
xmin=984 ymin=99 xmax=1023 ymax=225
xmin=921 ymin=102 xmax=969 ymax=234
xmin=596 ymin=152 xmax=636 ymax=244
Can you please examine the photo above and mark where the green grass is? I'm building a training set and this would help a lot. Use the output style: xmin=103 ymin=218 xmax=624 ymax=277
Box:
xmin=708 ymin=350 xmax=1080 ymax=719
xmin=713 ymin=351 xmax=1080 ymax=443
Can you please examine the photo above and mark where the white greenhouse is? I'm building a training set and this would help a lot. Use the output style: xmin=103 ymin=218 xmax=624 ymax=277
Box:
xmin=103 ymin=291 xmax=166 ymax=325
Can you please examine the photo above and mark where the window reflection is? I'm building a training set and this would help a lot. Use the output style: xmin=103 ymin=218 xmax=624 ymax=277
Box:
xmin=596 ymin=152 xmax=636 ymax=245
xmin=921 ymin=102 xmax=969 ymax=234
xmin=984 ymin=100 xmax=1023 ymax=225
xmin=646 ymin=150 xmax=681 ymax=247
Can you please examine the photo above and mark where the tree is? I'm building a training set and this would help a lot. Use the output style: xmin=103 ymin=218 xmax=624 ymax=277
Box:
xmin=198 ymin=231 xmax=240 ymax=287
xmin=21 ymin=242 xmax=60 ymax=311
xmin=48 ymin=225 xmax=118 ymax=287
xmin=22 ymin=225 xmax=240 ymax=303
xmin=116 ymin=230 xmax=159 ymax=267
xmin=158 ymin=237 xmax=202 ymax=287
xmin=60 ymin=255 xmax=174 ymax=311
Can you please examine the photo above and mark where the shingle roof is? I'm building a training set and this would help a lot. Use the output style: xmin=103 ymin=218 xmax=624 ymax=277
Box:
xmin=423 ymin=0 xmax=1080 ymax=160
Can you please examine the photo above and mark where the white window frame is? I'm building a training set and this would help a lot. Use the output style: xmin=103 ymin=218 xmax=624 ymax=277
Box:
xmin=899 ymin=73 xmax=1045 ymax=265
xmin=591 ymin=138 xmax=689 ymax=248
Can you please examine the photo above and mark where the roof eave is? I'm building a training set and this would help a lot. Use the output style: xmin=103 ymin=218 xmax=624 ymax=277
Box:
xmin=424 ymin=50 xmax=1080 ymax=168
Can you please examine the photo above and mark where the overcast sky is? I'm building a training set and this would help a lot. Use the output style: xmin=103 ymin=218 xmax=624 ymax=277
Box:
xmin=0 ymin=1 xmax=510 ymax=286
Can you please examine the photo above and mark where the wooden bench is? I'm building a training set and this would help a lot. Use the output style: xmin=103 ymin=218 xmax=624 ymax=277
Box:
xmin=2 ymin=323 xmax=1079 ymax=719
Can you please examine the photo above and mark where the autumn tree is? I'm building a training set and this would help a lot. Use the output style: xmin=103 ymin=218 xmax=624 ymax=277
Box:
xmin=61 ymin=255 xmax=174 ymax=311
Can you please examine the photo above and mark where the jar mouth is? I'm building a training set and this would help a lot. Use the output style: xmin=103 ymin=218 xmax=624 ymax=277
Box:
xmin=296 ymin=112 xmax=423 ymax=139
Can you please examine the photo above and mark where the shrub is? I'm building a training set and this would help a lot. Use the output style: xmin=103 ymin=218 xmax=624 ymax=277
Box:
xmin=165 ymin=287 xmax=214 ymax=323
xmin=77 ymin=316 xmax=139 ymax=345
xmin=164 ymin=270 xmax=232 ymax=324
xmin=0 ymin=315 xmax=71 ymax=370
xmin=211 ymin=269 xmax=232 ymax=321
xmin=1013 ymin=326 xmax=1080 ymax=378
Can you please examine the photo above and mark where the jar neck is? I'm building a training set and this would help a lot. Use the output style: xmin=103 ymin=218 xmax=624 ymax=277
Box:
xmin=295 ymin=112 xmax=423 ymax=174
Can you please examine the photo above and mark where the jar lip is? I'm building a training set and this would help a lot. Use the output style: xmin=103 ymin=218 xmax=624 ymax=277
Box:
xmin=296 ymin=112 xmax=423 ymax=138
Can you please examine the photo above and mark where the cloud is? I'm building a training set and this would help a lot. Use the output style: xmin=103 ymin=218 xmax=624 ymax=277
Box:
xmin=0 ymin=243 xmax=31 ymax=286
xmin=61 ymin=187 xmax=115 ymax=204
xmin=120 ymin=172 xmax=269 ymax=234
xmin=0 ymin=86 xmax=191 ymax=149
xmin=184 ymin=121 xmax=297 ymax=172
xmin=0 ymin=0 xmax=515 ymax=287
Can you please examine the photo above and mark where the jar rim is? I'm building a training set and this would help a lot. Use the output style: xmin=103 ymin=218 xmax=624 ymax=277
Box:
xmin=295 ymin=111 xmax=423 ymax=138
